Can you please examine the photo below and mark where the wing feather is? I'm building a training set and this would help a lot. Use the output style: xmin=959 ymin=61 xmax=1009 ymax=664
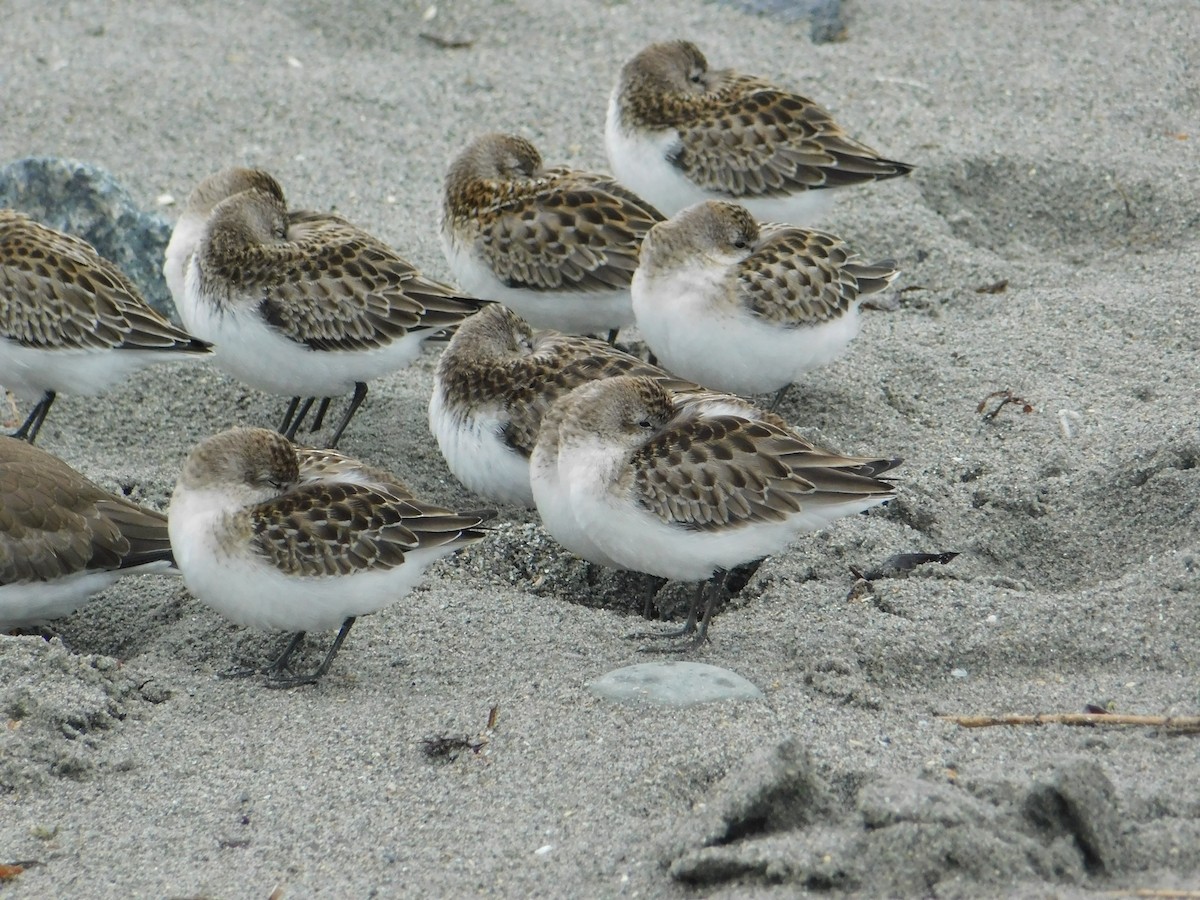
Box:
xmin=508 ymin=332 xmax=690 ymax=455
xmin=474 ymin=171 xmax=663 ymax=294
xmin=227 ymin=213 xmax=484 ymax=351
xmin=0 ymin=441 xmax=171 ymax=583
xmin=738 ymin=224 xmax=898 ymax=326
xmin=0 ymin=210 xmax=209 ymax=352
xmin=672 ymin=76 xmax=913 ymax=198
xmin=249 ymin=481 xmax=491 ymax=577
xmin=632 ymin=413 xmax=894 ymax=531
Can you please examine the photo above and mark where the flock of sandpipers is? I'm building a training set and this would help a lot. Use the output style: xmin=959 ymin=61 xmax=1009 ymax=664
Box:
xmin=0 ymin=40 xmax=912 ymax=686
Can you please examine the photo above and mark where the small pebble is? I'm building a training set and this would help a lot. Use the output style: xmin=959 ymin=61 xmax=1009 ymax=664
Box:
xmin=589 ymin=661 xmax=762 ymax=707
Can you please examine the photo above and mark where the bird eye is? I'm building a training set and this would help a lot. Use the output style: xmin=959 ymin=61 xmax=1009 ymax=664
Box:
xmin=733 ymin=239 xmax=747 ymax=249
xmin=637 ymin=418 xmax=653 ymax=429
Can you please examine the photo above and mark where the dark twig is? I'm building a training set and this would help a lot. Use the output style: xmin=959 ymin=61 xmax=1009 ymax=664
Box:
xmin=977 ymin=390 xmax=1034 ymax=421
xmin=939 ymin=713 xmax=1200 ymax=732
xmin=421 ymin=704 xmax=500 ymax=761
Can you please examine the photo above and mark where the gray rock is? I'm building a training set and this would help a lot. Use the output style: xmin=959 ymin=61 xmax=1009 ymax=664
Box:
xmin=0 ymin=157 xmax=177 ymax=320
xmin=587 ymin=660 xmax=763 ymax=707
xmin=715 ymin=0 xmax=847 ymax=44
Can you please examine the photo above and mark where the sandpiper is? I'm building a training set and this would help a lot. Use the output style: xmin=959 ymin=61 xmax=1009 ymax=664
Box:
xmin=0 ymin=210 xmax=211 ymax=443
xmin=606 ymin=40 xmax=912 ymax=222
xmin=428 ymin=303 xmax=691 ymax=507
xmin=529 ymin=375 xmax=898 ymax=644
xmin=1 ymin=437 xmax=176 ymax=629
xmin=168 ymin=427 xmax=494 ymax=686
xmin=177 ymin=167 xmax=488 ymax=447
xmin=441 ymin=132 xmax=663 ymax=339
xmin=632 ymin=200 xmax=898 ymax=408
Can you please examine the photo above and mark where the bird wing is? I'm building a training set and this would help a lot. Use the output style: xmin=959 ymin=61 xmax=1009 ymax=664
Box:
xmin=0 ymin=210 xmax=208 ymax=352
xmin=672 ymin=77 xmax=913 ymax=197
xmin=248 ymin=481 xmax=490 ymax=577
xmin=500 ymin=333 xmax=689 ymax=457
xmin=244 ymin=213 xmax=483 ymax=351
xmin=0 ymin=442 xmax=170 ymax=582
xmin=295 ymin=445 xmax=415 ymax=498
xmin=738 ymin=224 xmax=867 ymax=325
xmin=632 ymin=412 xmax=894 ymax=531
xmin=474 ymin=170 xmax=663 ymax=293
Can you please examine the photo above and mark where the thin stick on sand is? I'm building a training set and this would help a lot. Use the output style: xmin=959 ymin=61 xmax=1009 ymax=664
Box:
xmin=939 ymin=713 xmax=1200 ymax=732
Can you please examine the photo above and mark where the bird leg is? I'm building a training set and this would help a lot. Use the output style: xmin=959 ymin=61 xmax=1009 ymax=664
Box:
xmin=325 ymin=382 xmax=368 ymax=449
xmin=632 ymin=572 xmax=731 ymax=652
xmin=279 ymin=397 xmax=316 ymax=440
xmin=628 ymin=582 xmax=704 ymax=643
xmin=309 ymin=398 xmax=332 ymax=431
xmin=278 ymin=397 xmax=301 ymax=434
xmin=267 ymin=630 xmax=309 ymax=675
xmin=767 ymin=384 xmax=793 ymax=413
xmin=11 ymin=391 xmax=56 ymax=443
xmin=691 ymin=580 xmax=723 ymax=646
xmin=266 ymin=617 xmax=357 ymax=688
xmin=218 ymin=630 xmax=307 ymax=680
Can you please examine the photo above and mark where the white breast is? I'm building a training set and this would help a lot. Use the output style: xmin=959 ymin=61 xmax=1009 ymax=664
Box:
xmin=168 ymin=485 xmax=446 ymax=632
xmin=605 ymin=92 xmax=837 ymax=224
xmin=182 ymin=262 xmax=428 ymax=397
xmin=529 ymin=435 xmax=625 ymax=569
xmin=633 ymin=264 xmax=862 ymax=396
xmin=0 ymin=340 xmax=206 ymax=401
xmin=0 ymin=572 xmax=119 ymax=629
xmin=428 ymin=382 xmax=534 ymax=507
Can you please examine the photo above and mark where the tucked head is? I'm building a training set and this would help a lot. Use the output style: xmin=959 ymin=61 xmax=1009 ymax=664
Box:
xmin=554 ymin=375 xmax=676 ymax=447
xmin=203 ymin=184 xmax=289 ymax=250
xmin=644 ymin=200 xmax=759 ymax=265
xmin=178 ymin=427 xmax=299 ymax=495
xmin=446 ymin=303 xmax=533 ymax=359
xmin=620 ymin=40 xmax=711 ymax=96
xmin=446 ymin=133 xmax=544 ymax=188
xmin=184 ymin=167 xmax=286 ymax=219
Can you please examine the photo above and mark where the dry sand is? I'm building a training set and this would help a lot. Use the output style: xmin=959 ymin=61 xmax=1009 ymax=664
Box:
xmin=2 ymin=0 xmax=1199 ymax=896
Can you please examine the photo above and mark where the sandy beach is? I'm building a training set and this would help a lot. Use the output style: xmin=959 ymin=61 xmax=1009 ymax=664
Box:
xmin=2 ymin=0 xmax=1198 ymax=896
